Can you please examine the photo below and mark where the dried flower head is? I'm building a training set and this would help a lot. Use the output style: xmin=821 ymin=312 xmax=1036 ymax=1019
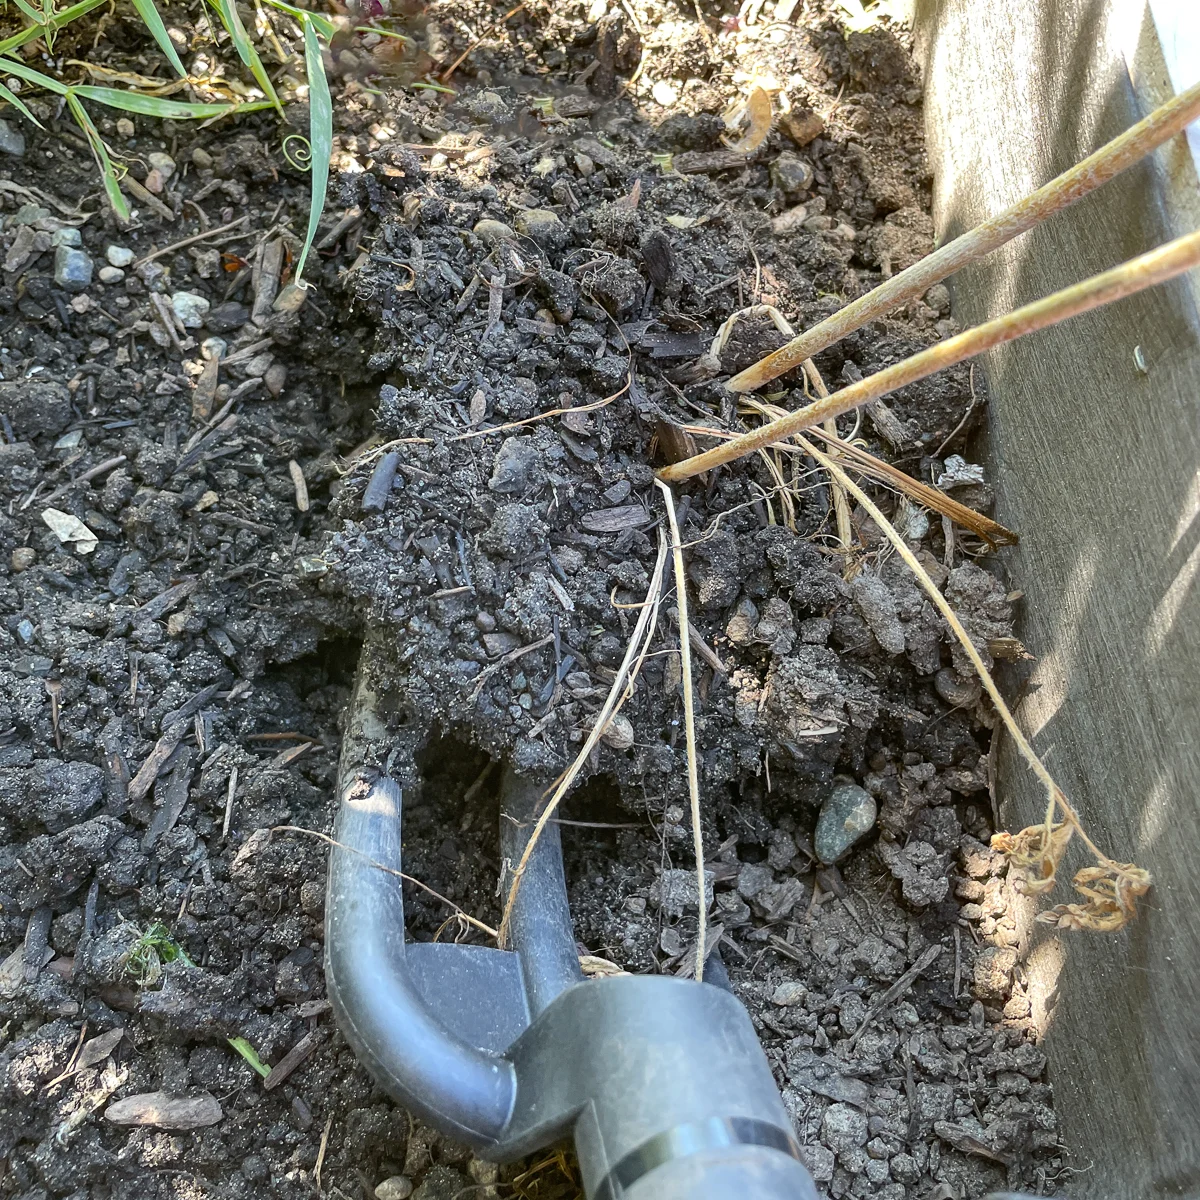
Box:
xmin=1034 ymin=861 xmax=1152 ymax=933
xmin=992 ymin=821 xmax=1074 ymax=895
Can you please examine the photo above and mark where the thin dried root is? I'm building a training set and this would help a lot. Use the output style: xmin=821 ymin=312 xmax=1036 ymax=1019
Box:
xmin=656 ymin=480 xmax=706 ymax=982
xmin=727 ymin=79 xmax=1200 ymax=393
xmin=272 ymin=825 xmax=499 ymax=939
xmin=661 ymin=229 xmax=1200 ymax=483
xmin=677 ymin=411 xmax=1017 ymax=546
xmin=499 ymin=531 xmax=670 ymax=946
xmin=798 ymin=438 xmax=1150 ymax=933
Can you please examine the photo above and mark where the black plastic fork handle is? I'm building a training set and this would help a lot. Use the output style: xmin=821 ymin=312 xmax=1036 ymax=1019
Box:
xmin=324 ymin=772 xmax=517 ymax=1147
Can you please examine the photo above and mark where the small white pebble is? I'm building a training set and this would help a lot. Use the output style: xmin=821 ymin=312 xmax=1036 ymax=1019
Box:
xmin=652 ymin=80 xmax=679 ymax=106
xmin=98 ymin=265 xmax=125 ymax=284
xmin=106 ymin=245 xmax=135 ymax=267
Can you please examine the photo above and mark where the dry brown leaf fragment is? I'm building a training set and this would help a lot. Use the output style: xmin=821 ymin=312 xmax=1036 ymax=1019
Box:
xmin=654 ymin=417 xmax=698 ymax=466
xmin=1032 ymin=858 xmax=1151 ymax=932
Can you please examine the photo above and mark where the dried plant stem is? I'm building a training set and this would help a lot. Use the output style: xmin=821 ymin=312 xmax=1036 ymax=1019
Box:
xmin=727 ymin=79 xmax=1200 ymax=393
xmin=353 ymin=376 xmax=632 ymax=473
xmin=714 ymin=308 xmax=851 ymax=552
xmin=796 ymin=438 xmax=1119 ymax=869
xmin=729 ymin=407 xmax=1019 ymax=546
xmin=656 ymin=480 xmax=706 ymax=982
xmin=801 ymin=360 xmax=855 ymax=555
xmin=499 ymin=532 xmax=670 ymax=947
xmin=662 ymin=229 xmax=1200 ymax=482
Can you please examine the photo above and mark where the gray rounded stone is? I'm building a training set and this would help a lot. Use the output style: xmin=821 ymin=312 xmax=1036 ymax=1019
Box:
xmin=0 ymin=118 xmax=26 ymax=157
xmin=472 ymin=218 xmax=516 ymax=245
xmin=53 ymin=246 xmax=93 ymax=292
xmin=171 ymin=291 xmax=211 ymax=328
xmin=770 ymin=151 xmax=815 ymax=194
xmin=814 ymin=781 xmax=877 ymax=863
xmin=374 ymin=1176 xmax=413 ymax=1200
xmin=514 ymin=207 xmax=567 ymax=249
xmin=934 ymin=668 xmax=981 ymax=708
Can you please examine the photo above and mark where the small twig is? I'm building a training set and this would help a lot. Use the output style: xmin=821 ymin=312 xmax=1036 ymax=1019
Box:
xmin=133 ymin=215 xmax=251 ymax=268
xmin=440 ymin=2 xmax=526 ymax=81
xmin=39 ymin=454 xmax=127 ymax=508
xmin=663 ymin=229 xmax=1200 ymax=481
xmin=846 ymin=945 xmax=942 ymax=1051
xmin=686 ymin=621 xmax=726 ymax=676
xmin=499 ymin=532 xmax=669 ymax=946
xmin=468 ymin=634 xmax=556 ymax=702
xmin=727 ymin=79 xmax=1200 ymax=392
xmin=657 ymin=480 xmax=706 ymax=983
xmin=273 ymin=825 xmax=499 ymax=939
xmin=356 ymin=378 xmax=631 ymax=471
xmin=314 ymin=1115 xmax=333 ymax=1193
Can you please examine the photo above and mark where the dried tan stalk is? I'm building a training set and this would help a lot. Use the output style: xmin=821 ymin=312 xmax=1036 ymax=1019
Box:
xmin=677 ymin=409 xmax=1016 ymax=546
xmin=800 ymin=360 xmax=855 ymax=554
xmin=798 ymin=437 xmax=1149 ymax=931
xmin=727 ymin=79 xmax=1200 ymax=393
xmin=661 ymin=229 xmax=1200 ymax=482
xmin=711 ymin=308 xmax=852 ymax=551
xmin=656 ymin=480 xmax=706 ymax=982
xmin=499 ymin=531 xmax=670 ymax=946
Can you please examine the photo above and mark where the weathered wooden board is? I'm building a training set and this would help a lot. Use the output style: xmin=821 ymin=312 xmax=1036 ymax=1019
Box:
xmin=911 ymin=2 xmax=1200 ymax=1196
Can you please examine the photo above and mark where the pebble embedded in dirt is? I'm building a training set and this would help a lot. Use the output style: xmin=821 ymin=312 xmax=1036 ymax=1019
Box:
xmin=814 ymin=780 xmax=877 ymax=863
xmin=0 ymin=117 xmax=25 ymax=156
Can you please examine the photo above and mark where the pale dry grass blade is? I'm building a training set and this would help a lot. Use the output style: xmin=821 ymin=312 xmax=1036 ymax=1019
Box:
xmin=656 ymin=480 xmax=706 ymax=982
xmin=799 ymin=435 xmax=1150 ymax=932
xmin=499 ymin=531 xmax=670 ymax=946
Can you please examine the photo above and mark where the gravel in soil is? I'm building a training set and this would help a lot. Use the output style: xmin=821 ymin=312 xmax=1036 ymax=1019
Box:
xmin=0 ymin=1 xmax=1067 ymax=1198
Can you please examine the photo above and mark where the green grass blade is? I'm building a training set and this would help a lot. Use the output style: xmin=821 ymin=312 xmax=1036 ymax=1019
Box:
xmin=0 ymin=79 xmax=44 ymax=126
xmin=294 ymin=15 xmax=330 ymax=286
xmin=227 ymin=1036 xmax=271 ymax=1078
xmin=71 ymin=84 xmax=274 ymax=118
xmin=257 ymin=0 xmax=335 ymax=41
xmin=66 ymin=92 xmax=130 ymax=221
xmin=128 ymin=0 xmax=188 ymax=77
xmin=206 ymin=0 xmax=282 ymax=114
xmin=0 ymin=53 xmax=69 ymax=94
xmin=0 ymin=0 xmax=107 ymax=54
xmin=10 ymin=0 xmax=46 ymax=24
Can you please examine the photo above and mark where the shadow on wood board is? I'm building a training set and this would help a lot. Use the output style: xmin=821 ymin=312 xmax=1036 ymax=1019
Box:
xmin=911 ymin=1 xmax=1200 ymax=1196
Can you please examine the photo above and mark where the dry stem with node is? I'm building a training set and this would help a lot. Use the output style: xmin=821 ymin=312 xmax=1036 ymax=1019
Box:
xmin=660 ymin=228 xmax=1200 ymax=483
xmin=798 ymin=439 xmax=1151 ymax=933
xmin=726 ymin=79 xmax=1200 ymax=394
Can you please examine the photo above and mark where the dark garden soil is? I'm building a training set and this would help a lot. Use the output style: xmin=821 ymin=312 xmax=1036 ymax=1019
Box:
xmin=0 ymin=1 xmax=1069 ymax=1198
